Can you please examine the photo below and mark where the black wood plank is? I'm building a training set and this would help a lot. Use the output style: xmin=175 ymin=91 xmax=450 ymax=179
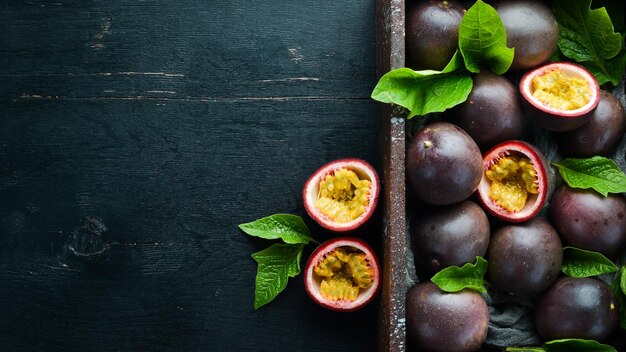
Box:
xmin=0 ymin=0 xmax=376 ymax=100
xmin=0 ymin=98 xmax=381 ymax=351
xmin=0 ymin=1 xmax=381 ymax=351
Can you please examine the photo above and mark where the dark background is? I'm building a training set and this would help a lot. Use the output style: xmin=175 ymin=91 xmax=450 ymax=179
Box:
xmin=0 ymin=1 xmax=381 ymax=351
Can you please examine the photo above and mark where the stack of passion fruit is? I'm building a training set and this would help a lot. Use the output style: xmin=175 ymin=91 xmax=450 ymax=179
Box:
xmin=404 ymin=0 xmax=626 ymax=351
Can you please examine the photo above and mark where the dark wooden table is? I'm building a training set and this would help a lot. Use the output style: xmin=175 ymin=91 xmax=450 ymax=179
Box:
xmin=0 ymin=1 xmax=382 ymax=351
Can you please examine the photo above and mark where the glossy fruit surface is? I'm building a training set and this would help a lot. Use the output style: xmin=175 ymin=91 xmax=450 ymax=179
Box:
xmin=411 ymin=200 xmax=490 ymax=277
xmin=303 ymin=158 xmax=379 ymax=232
xmin=520 ymin=62 xmax=600 ymax=131
xmin=407 ymin=122 xmax=483 ymax=206
xmin=477 ymin=140 xmax=549 ymax=222
xmin=550 ymin=185 xmax=626 ymax=257
xmin=446 ymin=70 xmax=525 ymax=150
xmin=535 ymin=277 xmax=619 ymax=341
xmin=406 ymin=0 xmax=465 ymax=70
xmin=406 ymin=282 xmax=489 ymax=352
xmin=304 ymin=237 xmax=380 ymax=312
xmin=487 ymin=218 xmax=562 ymax=296
xmin=493 ymin=0 xmax=558 ymax=70
xmin=556 ymin=90 xmax=626 ymax=157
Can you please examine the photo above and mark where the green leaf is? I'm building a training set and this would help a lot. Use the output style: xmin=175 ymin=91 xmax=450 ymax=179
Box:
xmin=238 ymin=214 xmax=313 ymax=245
xmin=507 ymin=339 xmax=617 ymax=352
xmin=542 ymin=338 xmax=616 ymax=352
xmin=551 ymin=156 xmax=626 ymax=196
xmin=561 ymin=246 xmax=617 ymax=278
xmin=552 ymin=0 xmax=625 ymax=85
xmin=585 ymin=50 xmax=626 ymax=86
xmin=431 ymin=256 xmax=488 ymax=293
xmin=621 ymin=265 xmax=626 ymax=296
xmin=610 ymin=269 xmax=626 ymax=329
xmin=251 ymin=243 xmax=305 ymax=309
xmin=592 ymin=0 xmax=625 ymax=32
xmin=458 ymin=0 xmax=514 ymax=74
xmin=371 ymin=66 xmax=473 ymax=118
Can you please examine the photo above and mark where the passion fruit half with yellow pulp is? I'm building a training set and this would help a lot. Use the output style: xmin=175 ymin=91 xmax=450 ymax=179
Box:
xmin=303 ymin=158 xmax=380 ymax=232
xmin=520 ymin=62 xmax=601 ymax=131
xmin=477 ymin=140 xmax=549 ymax=223
xmin=304 ymin=237 xmax=380 ymax=311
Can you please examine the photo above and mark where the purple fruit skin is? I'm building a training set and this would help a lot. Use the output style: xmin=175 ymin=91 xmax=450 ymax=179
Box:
xmin=494 ymin=0 xmax=558 ymax=70
xmin=407 ymin=122 xmax=483 ymax=206
xmin=556 ymin=90 xmax=626 ymax=157
xmin=406 ymin=282 xmax=489 ymax=352
xmin=447 ymin=71 xmax=526 ymax=150
xmin=487 ymin=218 xmax=563 ymax=296
xmin=550 ymin=185 xmax=626 ymax=257
xmin=406 ymin=0 xmax=465 ymax=71
xmin=411 ymin=200 xmax=490 ymax=277
xmin=535 ymin=277 xmax=619 ymax=342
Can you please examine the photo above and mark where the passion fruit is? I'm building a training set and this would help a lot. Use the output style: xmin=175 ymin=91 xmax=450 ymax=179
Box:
xmin=493 ymin=0 xmax=558 ymax=70
xmin=550 ymin=184 xmax=626 ymax=258
xmin=406 ymin=281 xmax=489 ymax=352
xmin=302 ymin=158 xmax=380 ymax=232
xmin=303 ymin=237 xmax=380 ymax=312
xmin=486 ymin=218 xmax=563 ymax=296
xmin=406 ymin=0 xmax=465 ymax=70
xmin=407 ymin=122 xmax=483 ymax=206
xmin=555 ymin=90 xmax=626 ymax=157
xmin=446 ymin=70 xmax=526 ymax=150
xmin=520 ymin=62 xmax=601 ymax=132
xmin=477 ymin=140 xmax=549 ymax=222
xmin=410 ymin=200 xmax=490 ymax=277
xmin=535 ymin=277 xmax=619 ymax=342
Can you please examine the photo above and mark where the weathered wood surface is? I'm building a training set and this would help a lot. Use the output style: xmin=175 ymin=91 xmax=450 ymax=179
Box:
xmin=0 ymin=1 xmax=382 ymax=351
xmin=375 ymin=0 xmax=407 ymax=352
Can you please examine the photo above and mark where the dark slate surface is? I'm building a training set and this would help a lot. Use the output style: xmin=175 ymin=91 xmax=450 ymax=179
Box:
xmin=0 ymin=1 xmax=381 ymax=351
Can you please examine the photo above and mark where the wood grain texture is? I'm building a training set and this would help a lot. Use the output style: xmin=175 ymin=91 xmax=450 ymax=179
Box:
xmin=376 ymin=0 xmax=407 ymax=351
xmin=0 ymin=1 xmax=381 ymax=351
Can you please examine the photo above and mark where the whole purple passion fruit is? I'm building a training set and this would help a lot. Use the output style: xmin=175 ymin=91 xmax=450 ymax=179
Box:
xmin=535 ymin=277 xmax=619 ymax=342
xmin=302 ymin=158 xmax=380 ymax=232
xmin=406 ymin=282 xmax=489 ymax=352
xmin=477 ymin=140 xmax=549 ymax=222
xmin=406 ymin=0 xmax=465 ymax=70
xmin=493 ymin=0 xmax=558 ymax=70
xmin=520 ymin=62 xmax=601 ymax=132
xmin=304 ymin=237 xmax=380 ymax=312
xmin=410 ymin=200 xmax=490 ymax=277
xmin=550 ymin=184 xmax=626 ymax=258
xmin=556 ymin=90 xmax=626 ymax=157
xmin=446 ymin=70 xmax=526 ymax=150
xmin=407 ymin=122 xmax=483 ymax=206
xmin=487 ymin=218 xmax=563 ymax=296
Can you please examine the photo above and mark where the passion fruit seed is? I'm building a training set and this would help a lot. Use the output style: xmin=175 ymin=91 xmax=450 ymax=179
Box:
xmin=532 ymin=68 xmax=591 ymax=110
xmin=486 ymin=154 xmax=538 ymax=212
xmin=315 ymin=168 xmax=371 ymax=223
xmin=314 ymin=247 xmax=374 ymax=302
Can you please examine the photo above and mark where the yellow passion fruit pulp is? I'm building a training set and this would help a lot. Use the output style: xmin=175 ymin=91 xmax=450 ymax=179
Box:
xmin=532 ymin=68 xmax=591 ymax=111
xmin=315 ymin=168 xmax=371 ymax=223
xmin=304 ymin=237 xmax=381 ymax=311
xmin=486 ymin=155 xmax=538 ymax=213
xmin=314 ymin=246 xmax=374 ymax=302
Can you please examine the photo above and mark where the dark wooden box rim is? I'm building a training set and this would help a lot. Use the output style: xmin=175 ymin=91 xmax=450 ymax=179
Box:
xmin=376 ymin=0 xmax=407 ymax=351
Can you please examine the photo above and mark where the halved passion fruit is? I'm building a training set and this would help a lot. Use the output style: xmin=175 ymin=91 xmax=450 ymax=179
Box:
xmin=302 ymin=158 xmax=380 ymax=232
xmin=477 ymin=141 xmax=549 ymax=223
xmin=304 ymin=237 xmax=380 ymax=311
xmin=520 ymin=62 xmax=600 ymax=131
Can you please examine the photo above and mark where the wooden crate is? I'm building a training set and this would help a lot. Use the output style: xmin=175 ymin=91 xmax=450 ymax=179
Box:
xmin=374 ymin=1 xmax=626 ymax=351
xmin=376 ymin=0 xmax=407 ymax=351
